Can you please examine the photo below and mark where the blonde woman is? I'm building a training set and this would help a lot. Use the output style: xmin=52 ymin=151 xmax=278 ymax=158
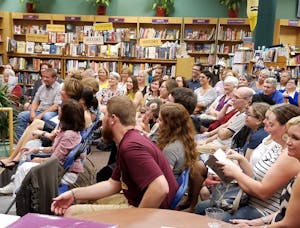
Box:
xmin=97 ymin=67 xmax=109 ymax=89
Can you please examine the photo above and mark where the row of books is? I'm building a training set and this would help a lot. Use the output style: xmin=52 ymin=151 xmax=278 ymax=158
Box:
xmin=16 ymin=72 xmax=39 ymax=85
xmin=217 ymin=43 xmax=243 ymax=54
xmin=184 ymin=28 xmax=216 ymax=41
xmin=14 ymin=24 xmax=47 ymax=35
xmin=64 ymin=41 xmax=178 ymax=59
xmin=65 ymin=43 xmax=119 ymax=57
xmin=233 ymin=50 xmax=253 ymax=64
xmin=11 ymin=41 xmax=65 ymax=55
xmin=66 ymin=60 xmax=118 ymax=73
xmin=186 ymin=43 xmax=216 ymax=54
xmin=139 ymin=28 xmax=180 ymax=40
xmin=9 ymin=57 xmax=62 ymax=71
xmin=194 ymin=54 xmax=216 ymax=65
xmin=218 ymin=27 xmax=252 ymax=41
xmin=48 ymin=28 xmax=136 ymax=44
xmin=288 ymin=55 xmax=300 ymax=65
xmin=122 ymin=62 xmax=176 ymax=77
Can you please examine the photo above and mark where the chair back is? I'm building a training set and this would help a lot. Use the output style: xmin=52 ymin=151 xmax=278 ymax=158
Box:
xmin=169 ymin=168 xmax=190 ymax=210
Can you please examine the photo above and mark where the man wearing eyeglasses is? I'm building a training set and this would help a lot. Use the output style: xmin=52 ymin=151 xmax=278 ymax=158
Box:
xmin=187 ymin=64 xmax=202 ymax=91
xmin=197 ymin=86 xmax=254 ymax=152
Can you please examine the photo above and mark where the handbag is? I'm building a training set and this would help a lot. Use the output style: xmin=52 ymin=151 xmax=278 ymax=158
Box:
xmin=210 ymin=181 xmax=248 ymax=214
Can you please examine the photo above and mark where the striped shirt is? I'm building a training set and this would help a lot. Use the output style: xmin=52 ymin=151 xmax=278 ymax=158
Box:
xmin=273 ymin=177 xmax=295 ymax=223
xmin=248 ymin=144 xmax=283 ymax=216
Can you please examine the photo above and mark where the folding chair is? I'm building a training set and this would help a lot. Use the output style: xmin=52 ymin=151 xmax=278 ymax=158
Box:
xmin=5 ymin=157 xmax=62 ymax=216
xmin=169 ymin=168 xmax=190 ymax=210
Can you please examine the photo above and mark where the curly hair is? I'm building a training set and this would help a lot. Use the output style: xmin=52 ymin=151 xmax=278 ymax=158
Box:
xmin=158 ymin=103 xmax=198 ymax=174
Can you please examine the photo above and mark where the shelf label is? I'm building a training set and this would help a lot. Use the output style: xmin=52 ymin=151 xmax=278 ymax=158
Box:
xmin=139 ymin=38 xmax=162 ymax=47
xmin=93 ymin=22 xmax=113 ymax=31
xmin=83 ymin=36 xmax=104 ymax=45
xmin=26 ymin=34 xmax=49 ymax=43
xmin=152 ymin=19 xmax=169 ymax=24
xmin=23 ymin=15 xmax=39 ymax=20
xmin=192 ymin=19 xmax=210 ymax=24
xmin=46 ymin=24 xmax=65 ymax=33
xmin=65 ymin=16 xmax=81 ymax=21
xmin=288 ymin=20 xmax=299 ymax=26
xmin=227 ymin=19 xmax=245 ymax=25
xmin=108 ymin=17 xmax=125 ymax=23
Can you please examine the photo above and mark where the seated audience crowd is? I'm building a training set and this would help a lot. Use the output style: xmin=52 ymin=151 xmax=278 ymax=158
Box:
xmin=1 ymin=63 xmax=300 ymax=227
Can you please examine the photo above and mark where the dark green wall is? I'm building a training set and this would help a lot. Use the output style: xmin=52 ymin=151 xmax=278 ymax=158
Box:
xmin=0 ymin=0 xmax=247 ymax=17
xmin=276 ymin=0 xmax=299 ymax=19
xmin=0 ymin=0 xmax=298 ymax=19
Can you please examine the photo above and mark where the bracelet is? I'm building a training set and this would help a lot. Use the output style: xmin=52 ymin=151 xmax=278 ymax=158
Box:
xmin=71 ymin=189 xmax=77 ymax=204
xmin=38 ymin=147 xmax=44 ymax=152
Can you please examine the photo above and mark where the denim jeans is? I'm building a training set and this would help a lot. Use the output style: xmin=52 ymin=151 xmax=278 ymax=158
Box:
xmin=15 ymin=110 xmax=57 ymax=140
xmin=195 ymin=199 xmax=263 ymax=223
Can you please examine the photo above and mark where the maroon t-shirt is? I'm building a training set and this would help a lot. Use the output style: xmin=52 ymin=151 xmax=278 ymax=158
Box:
xmin=111 ymin=129 xmax=178 ymax=208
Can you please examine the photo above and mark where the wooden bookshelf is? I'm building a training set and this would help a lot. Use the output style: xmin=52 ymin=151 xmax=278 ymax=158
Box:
xmin=183 ymin=17 xmax=218 ymax=66
xmin=273 ymin=19 xmax=300 ymax=46
xmin=6 ymin=12 xmax=257 ymax=81
xmin=217 ymin=18 xmax=252 ymax=66
xmin=0 ymin=12 xmax=10 ymax=65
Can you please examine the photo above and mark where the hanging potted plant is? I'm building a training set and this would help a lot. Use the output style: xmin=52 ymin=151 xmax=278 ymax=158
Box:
xmin=19 ymin=0 xmax=39 ymax=13
xmin=219 ymin=0 xmax=245 ymax=18
xmin=86 ymin=0 xmax=111 ymax=15
xmin=152 ymin=0 xmax=175 ymax=17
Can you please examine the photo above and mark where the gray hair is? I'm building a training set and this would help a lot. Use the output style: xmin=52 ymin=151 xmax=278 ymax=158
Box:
xmin=224 ymin=75 xmax=239 ymax=87
xmin=264 ymin=77 xmax=277 ymax=88
xmin=260 ymin=69 xmax=271 ymax=77
xmin=110 ymin=72 xmax=120 ymax=81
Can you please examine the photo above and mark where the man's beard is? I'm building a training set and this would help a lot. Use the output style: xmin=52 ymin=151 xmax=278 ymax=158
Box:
xmin=102 ymin=124 xmax=114 ymax=144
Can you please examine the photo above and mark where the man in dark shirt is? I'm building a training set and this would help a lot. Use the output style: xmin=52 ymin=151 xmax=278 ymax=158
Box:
xmin=187 ymin=64 xmax=202 ymax=91
xmin=51 ymin=96 xmax=178 ymax=216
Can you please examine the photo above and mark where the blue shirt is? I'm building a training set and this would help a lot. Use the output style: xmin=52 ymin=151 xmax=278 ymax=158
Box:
xmin=258 ymin=90 xmax=284 ymax=104
xmin=188 ymin=78 xmax=201 ymax=91
xmin=242 ymin=128 xmax=269 ymax=153
xmin=280 ymin=89 xmax=299 ymax=106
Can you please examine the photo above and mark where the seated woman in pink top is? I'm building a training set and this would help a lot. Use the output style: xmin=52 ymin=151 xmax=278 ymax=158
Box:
xmin=0 ymin=99 xmax=85 ymax=195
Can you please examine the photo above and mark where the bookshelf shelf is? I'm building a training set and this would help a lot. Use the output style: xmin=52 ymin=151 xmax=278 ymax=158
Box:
xmin=188 ymin=52 xmax=213 ymax=55
xmin=7 ymin=53 xmax=63 ymax=60
xmin=218 ymin=39 xmax=244 ymax=42
xmin=183 ymin=39 xmax=215 ymax=42
xmin=183 ymin=17 xmax=218 ymax=66
xmin=0 ymin=12 xmax=10 ymax=65
xmin=4 ymin=12 xmax=256 ymax=80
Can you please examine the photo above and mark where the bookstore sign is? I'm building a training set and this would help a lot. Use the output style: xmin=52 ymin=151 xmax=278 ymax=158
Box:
xmin=94 ymin=23 xmax=113 ymax=31
xmin=83 ymin=36 xmax=104 ymax=45
xmin=46 ymin=24 xmax=65 ymax=33
xmin=139 ymin=38 xmax=162 ymax=47
xmin=26 ymin=34 xmax=49 ymax=43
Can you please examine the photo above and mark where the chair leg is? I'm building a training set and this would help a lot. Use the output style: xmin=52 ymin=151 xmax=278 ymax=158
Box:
xmin=4 ymin=197 xmax=16 ymax=214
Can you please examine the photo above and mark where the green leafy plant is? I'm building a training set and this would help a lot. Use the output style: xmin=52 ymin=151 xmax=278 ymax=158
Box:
xmin=86 ymin=0 xmax=111 ymax=6
xmin=0 ymin=85 xmax=19 ymax=145
xmin=19 ymin=0 xmax=39 ymax=6
xmin=218 ymin=0 xmax=244 ymax=10
xmin=152 ymin=0 xmax=175 ymax=15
